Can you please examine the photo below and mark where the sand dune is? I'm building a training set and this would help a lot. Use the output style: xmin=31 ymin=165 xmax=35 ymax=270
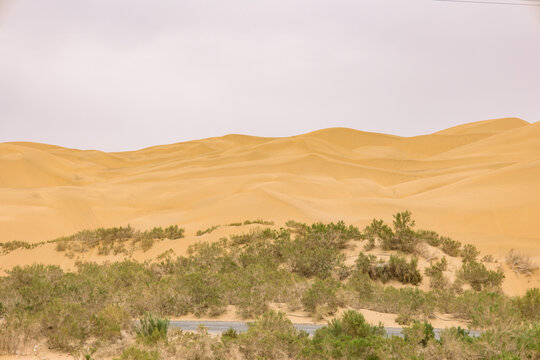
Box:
xmin=1 ymin=118 xmax=539 ymax=289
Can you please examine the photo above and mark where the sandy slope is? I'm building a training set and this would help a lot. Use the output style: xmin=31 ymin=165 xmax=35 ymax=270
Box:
xmin=1 ymin=118 xmax=539 ymax=293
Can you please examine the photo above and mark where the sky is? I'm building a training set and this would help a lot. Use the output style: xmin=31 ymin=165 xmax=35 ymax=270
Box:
xmin=0 ymin=0 xmax=539 ymax=151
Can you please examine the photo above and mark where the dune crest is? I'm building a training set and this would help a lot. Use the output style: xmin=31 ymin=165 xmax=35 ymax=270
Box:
xmin=1 ymin=118 xmax=539 ymax=265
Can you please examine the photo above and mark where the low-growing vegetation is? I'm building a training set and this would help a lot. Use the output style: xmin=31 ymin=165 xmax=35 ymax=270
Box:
xmin=355 ymin=253 xmax=423 ymax=285
xmin=54 ymin=224 xmax=184 ymax=256
xmin=0 ymin=240 xmax=43 ymax=254
xmin=506 ymin=249 xmax=539 ymax=275
xmin=196 ymin=225 xmax=220 ymax=236
xmin=0 ymin=212 xmax=537 ymax=359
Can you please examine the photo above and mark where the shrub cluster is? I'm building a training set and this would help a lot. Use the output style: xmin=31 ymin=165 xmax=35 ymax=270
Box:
xmin=0 ymin=240 xmax=42 ymax=254
xmin=54 ymin=224 xmax=184 ymax=256
xmin=362 ymin=212 xmax=420 ymax=253
xmin=355 ymin=253 xmax=423 ymax=285
xmin=361 ymin=212 xmax=465 ymax=259
xmin=113 ymin=310 xmax=539 ymax=360
xmin=1 ymin=215 xmax=537 ymax=358
xmin=424 ymin=257 xmax=449 ymax=290
xmin=458 ymin=260 xmax=505 ymax=291
xmin=196 ymin=225 xmax=220 ymax=236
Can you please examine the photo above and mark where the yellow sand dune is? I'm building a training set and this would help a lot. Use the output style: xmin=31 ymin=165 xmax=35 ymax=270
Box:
xmin=0 ymin=118 xmax=539 ymax=279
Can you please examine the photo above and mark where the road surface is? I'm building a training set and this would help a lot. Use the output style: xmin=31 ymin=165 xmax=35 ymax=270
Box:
xmin=169 ymin=320 xmax=481 ymax=338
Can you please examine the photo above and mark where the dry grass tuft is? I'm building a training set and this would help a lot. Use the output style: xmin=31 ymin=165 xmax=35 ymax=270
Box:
xmin=506 ymin=249 xmax=538 ymax=276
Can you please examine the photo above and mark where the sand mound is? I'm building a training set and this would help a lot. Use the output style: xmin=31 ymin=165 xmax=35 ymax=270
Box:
xmin=0 ymin=117 xmax=539 ymax=293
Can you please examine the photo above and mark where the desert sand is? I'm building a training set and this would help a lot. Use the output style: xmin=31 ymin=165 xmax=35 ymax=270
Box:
xmin=1 ymin=118 xmax=539 ymax=294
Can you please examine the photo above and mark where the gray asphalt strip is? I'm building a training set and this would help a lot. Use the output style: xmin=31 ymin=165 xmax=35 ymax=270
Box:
xmin=168 ymin=320 xmax=481 ymax=338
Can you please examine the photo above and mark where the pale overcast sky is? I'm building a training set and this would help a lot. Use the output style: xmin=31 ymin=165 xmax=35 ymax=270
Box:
xmin=1 ymin=0 xmax=539 ymax=151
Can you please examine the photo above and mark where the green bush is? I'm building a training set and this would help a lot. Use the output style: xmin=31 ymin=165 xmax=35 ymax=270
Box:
xmin=416 ymin=230 xmax=442 ymax=247
xmin=348 ymin=272 xmax=375 ymax=300
xmin=243 ymin=219 xmax=274 ymax=225
xmin=461 ymin=244 xmax=480 ymax=263
xmin=285 ymin=219 xmax=308 ymax=233
xmin=92 ymin=305 xmax=130 ymax=341
xmin=458 ymin=260 xmax=505 ymax=291
xmin=362 ymin=219 xmax=392 ymax=251
xmin=365 ymin=212 xmax=422 ymax=254
xmin=53 ymin=224 xmax=184 ymax=255
xmin=196 ymin=225 xmax=220 ymax=236
xmin=136 ymin=314 xmax=169 ymax=344
xmin=386 ymin=255 xmax=422 ymax=285
xmin=302 ymin=279 xmax=341 ymax=316
xmin=237 ymin=311 xmax=308 ymax=359
xmin=230 ymin=227 xmax=276 ymax=245
xmin=0 ymin=240 xmax=33 ymax=253
xmin=355 ymin=254 xmax=422 ymax=285
xmin=403 ymin=321 xmax=435 ymax=347
xmin=277 ymin=227 xmax=346 ymax=279
xmin=114 ymin=347 xmax=159 ymax=360
xmin=41 ymin=300 xmax=89 ymax=350
xmin=306 ymin=310 xmax=385 ymax=359
xmin=425 ymin=257 xmax=449 ymax=290
xmin=516 ymin=288 xmax=540 ymax=321
xmin=221 ymin=327 xmax=239 ymax=341
xmin=441 ymin=237 xmax=461 ymax=257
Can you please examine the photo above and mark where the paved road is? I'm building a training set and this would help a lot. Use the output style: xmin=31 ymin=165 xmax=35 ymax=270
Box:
xmin=169 ymin=320 xmax=481 ymax=339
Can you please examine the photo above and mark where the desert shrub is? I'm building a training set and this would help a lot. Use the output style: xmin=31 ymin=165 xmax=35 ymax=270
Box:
xmin=373 ymin=287 xmax=436 ymax=321
xmin=243 ymin=219 xmax=274 ymax=225
xmin=196 ymin=225 xmax=220 ymax=236
xmin=114 ymin=347 xmax=159 ymax=360
xmin=425 ymin=257 xmax=449 ymax=290
xmin=403 ymin=321 xmax=435 ymax=348
xmin=54 ymin=224 xmax=184 ymax=255
xmin=176 ymin=271 xmax=227 ymax=317
xmin=302 ymin=278 xmax=342 ymax=317
xmin=41 ymin=300 xmax=89 ymax=350
xmin=308 ymin=221 xmax=362 ymax=248
xmin=516 ymin=288 xmax=540 ymax=321
xmin=0 ymin=314 xmax=40 ymax=354
xmin=221 ymin=327 xmax=239 ymax=341
xmin=441 ymin=237 xmax=461 ymax=257
xmin=305 ymin=310 xmax=385 ymax=359
xmin=390 ymin=211 xmax=420 ymax=253
xmin=449 ymin=290 xmax=517 ymax=327
xmin=355 ymin=254 xmax=422 ymax=285
xmin=285 ymin=219 xmax=308 ymax=233
xmin=0 ymin=240 xmax=33 ymax=253
xmin=458 ymin=260 xmax=505 ymax=291
xmin=348 ymin=272 xmax=375 ymax=301
xmin=366 ymin=211 xmax=422 ymax=254
xmin=113 ymin=242 xmax=128 ymax=255
xmin=136 ymin=314 xmax=169 ymax=344
xmin=461 ymin=244 xmax=480 ymax=263
xmin=140 ymin=238 xmax=154 ymax=252
xmin=55 ymin=240 xmax=68 ymax=252
xmin=237 ymin=311 xmax=308 ymax=359
xmin=162 ymin=225 xmax=184 ymax=239
xmin=386 ymin=255 xmax=422 ymax=285
xmin=506 ymin=249 xmax=538 ymax=275
xmin=277 ymin=228 xmax=346 ymax=279
xmin=230 ymin=227 xmax=276 ymax=245
xmin=92 ymin=304 xmax=130 ymax=341
xmin=362 ymin=219 xmax=393 ymax=251
xmin=228 ymin=222 xmax=242 ymax=226
xmin=416 ymin=229 xmax=442 ymax=247
xmin=362 ymin=219 xmax=392 ymax=251
xmin=481 ymin=254 xmax=495 ymax=263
